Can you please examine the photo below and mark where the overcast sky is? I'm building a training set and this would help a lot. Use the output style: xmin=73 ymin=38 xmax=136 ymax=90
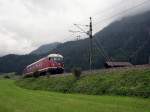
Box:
xmin=0 ymin=0 xmax=150 ymax=56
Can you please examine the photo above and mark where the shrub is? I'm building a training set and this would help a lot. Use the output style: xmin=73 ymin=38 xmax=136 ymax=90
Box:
xmin=4 ymin=75 xmax=10 ymax=79
xmin=23 ymin=75 xmax=32 ymax=78
xmin=72 ymin=68 xmax=82 ymax=80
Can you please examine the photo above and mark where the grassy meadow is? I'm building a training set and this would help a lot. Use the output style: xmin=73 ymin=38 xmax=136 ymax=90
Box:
xmin=0 ymin=79 xmax=150 ymax=112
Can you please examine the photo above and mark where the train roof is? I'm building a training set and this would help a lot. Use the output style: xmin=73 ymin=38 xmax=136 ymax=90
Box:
xmin=47 ymin=54 xmax=63 ymax=58
xmin=26 ymin=58 xmax=45 ymax=68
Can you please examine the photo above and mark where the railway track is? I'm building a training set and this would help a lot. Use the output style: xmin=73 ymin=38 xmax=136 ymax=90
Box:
xmin=49 ymin=64 xmax=150 ymax=78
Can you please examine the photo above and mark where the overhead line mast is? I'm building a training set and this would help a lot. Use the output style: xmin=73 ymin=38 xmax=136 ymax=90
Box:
xmin=69 ymin=17 xmax=94 ymax=71
xmin=89 ymin=17 xmax=93 ymax=71
xmin=68 ymin=0 xmax=150 ymax=71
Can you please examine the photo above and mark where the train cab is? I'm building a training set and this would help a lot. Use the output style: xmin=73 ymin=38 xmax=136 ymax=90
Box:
xmin=48 ymin=54 xmax=64 ymax=73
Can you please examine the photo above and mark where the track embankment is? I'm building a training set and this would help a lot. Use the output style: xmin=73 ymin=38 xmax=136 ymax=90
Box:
xmin=16 ymin=66 xmax=150 ymax=98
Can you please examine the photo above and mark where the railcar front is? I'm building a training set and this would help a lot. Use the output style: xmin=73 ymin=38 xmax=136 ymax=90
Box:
xmin=47 ymin=54 xmax=64 ymax=74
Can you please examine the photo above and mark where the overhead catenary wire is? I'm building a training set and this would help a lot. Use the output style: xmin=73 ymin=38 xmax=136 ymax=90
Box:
xmin=93 ymin=38 xmax=110 ymax=61
xmin=69 ymin=0 xmax=150 ymax=69
xmin=94 ymin=0 xmax=150 ymax=26
xmin=93 ymin=0 xmax=150 ymax=62
xmin=130 ymin=37 xmax=150 ymax=59
xmin=73 ymin=24 xmax=88 ymax=34
xmin=93 ymin=0 xmax=148 ymax=20
xmin=91 ymin=0 xmax=150 ymax=62
xmin=69 ymin=0 xmax=150 ymax=38
xmin=92 ymin=0 xmax=131 ymax=19
xmin=93 ymin=40 xmax=108 ymax=60
xmin=69 ymin=17 xmax=94 ymax=70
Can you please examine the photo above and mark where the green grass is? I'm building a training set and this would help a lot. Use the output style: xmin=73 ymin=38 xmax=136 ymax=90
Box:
xmin=0 ymin=79 xmax=150 ymax=112
xmin=16 ymin=68 xmax=150 ymax=98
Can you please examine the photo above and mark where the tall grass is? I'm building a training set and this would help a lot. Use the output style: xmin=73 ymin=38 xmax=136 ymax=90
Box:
xmin=16 ymin=68 xmax=150 ymax=98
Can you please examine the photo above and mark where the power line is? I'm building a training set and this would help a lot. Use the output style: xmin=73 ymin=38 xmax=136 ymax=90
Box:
xmin=69 ymin=17 xmax=94 ymax=71
xmin=73 ymin=24 xmax=88 ymax=34
xmin=93 ymin=0 xmax=128 ymax=18
xmin=130 ymin=37 xmax=150 ymax=59
xmin=93 ymin=39 xmax=110 ymax=61
xmin=93 ymin=0 xmax=146 ymax=20
xmin=93 ymin=42 xmax=106 ymax=60
xmin=92 ymin=0 xmax=150 ymax=61
xmin=94 ymin=0 xmax=150 ymax=26
xmin=68 ymin=0 xmax=150 ymax=70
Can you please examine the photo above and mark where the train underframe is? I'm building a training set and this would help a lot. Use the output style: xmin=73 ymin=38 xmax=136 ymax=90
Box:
xmin=24 ymin=67 xmax=64 ymax=77
xmin=47 ymin=67 xmax=64 ymax=74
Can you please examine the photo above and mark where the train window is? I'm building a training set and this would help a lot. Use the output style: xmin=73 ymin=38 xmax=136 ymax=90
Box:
xmin=49 ymin=57 xmax=63 ymax=61
xmin=53 ymin=57 xmax=56 ymax=61
xmin=56 ymin=57 xmax=63 ymax=61
xmin=59 ymin=57 xmax=61 ymax=60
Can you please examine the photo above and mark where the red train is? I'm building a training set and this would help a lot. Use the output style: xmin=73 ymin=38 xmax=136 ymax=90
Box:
xmin=23 ymin=53 xmax=64 ymax=76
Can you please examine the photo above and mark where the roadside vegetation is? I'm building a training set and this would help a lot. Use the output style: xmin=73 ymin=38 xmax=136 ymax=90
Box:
xmin=0 ymin=72 xmax=20 ymax=79
xmin=0 ymin=79 xmax=150 ymax=112
xmin=16 ymin=67 xmax=150 ymax=98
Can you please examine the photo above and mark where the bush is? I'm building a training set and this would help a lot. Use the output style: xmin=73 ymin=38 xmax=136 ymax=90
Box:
xmin=23 ymin=75 xmax=32 ymax=78
xmin=72 ymin=68 xmax=82 ymax=80
xmin=4 ymin=75 xmax=10 ymax=79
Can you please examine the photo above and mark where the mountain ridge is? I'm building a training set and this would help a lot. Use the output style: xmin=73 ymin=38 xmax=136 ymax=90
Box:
xmin=30 ymin=42 xmax=61 ymax=55
xmin=0 ymin=11 xmax=150 ymax=74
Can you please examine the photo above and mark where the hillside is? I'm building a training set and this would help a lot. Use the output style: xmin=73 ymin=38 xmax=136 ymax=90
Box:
xmin=0 ymin=80 xmax=150 ymax=112
xmin=55 ymin=11 xmax=150 ymax=71
xmin=16 ymin=67 xmax=150 ymax=98
xmin=30 ymin=42 xmax=61 ymax=55
xmin=94 ymin=12 xmax=150 ymax=64
xmin=0 ymin=54 xmax=43 ymax=74
xmin=0 ymin=11 xmax=150 ymax=73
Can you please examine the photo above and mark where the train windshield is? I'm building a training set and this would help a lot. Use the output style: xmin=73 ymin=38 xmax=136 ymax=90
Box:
xmin=54 ymin=57 xmax=63 ymax=61
xmin=48 ymin=54 xmax=64 ymax=62
xmin=50 ymin=57 xmax=63 ymax=62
